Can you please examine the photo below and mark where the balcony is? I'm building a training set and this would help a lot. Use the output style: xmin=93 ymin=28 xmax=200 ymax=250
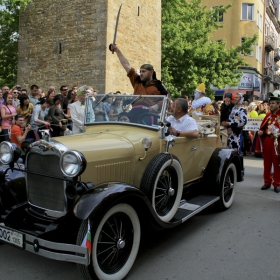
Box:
xmin=266 ymin=0 xmax=276 ymax=15
xmin=274 ymin=48 xmax=280 ymax=61
xmin=264 ymin=66 xmax=274 ymax=81
xmin=273 ymin=75 xmax=280 ymax=84
xmin=265 ymin=35 xmax=276 ymax=52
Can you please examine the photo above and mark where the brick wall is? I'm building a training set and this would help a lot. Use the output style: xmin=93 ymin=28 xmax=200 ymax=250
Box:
xmin=17 ymin=0 xmax=161 ymax=94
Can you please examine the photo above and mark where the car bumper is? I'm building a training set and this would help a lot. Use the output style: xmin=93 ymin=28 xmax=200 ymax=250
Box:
xmin=0 ymin=224 xmax=90 ymax=265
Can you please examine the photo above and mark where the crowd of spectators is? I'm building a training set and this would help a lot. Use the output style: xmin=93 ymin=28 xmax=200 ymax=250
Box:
xmin=0 ymin=84 xmax=269 ymax=160
xmin=0 ymin=84 xmax=124 ymax=161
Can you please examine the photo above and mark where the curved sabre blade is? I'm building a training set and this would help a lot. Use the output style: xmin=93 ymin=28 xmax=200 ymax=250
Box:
xmin=112 ymin=4 xmax=123 ymax=53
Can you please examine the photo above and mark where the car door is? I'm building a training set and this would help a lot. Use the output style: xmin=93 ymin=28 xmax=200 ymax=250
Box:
xmin=170 ymin=135 xmax=203 ymax=184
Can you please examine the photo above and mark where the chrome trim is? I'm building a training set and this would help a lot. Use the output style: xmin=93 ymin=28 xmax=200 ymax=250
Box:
xmin=60 ymin=150 xmax=86 ymax=178
xmin=19 ymin=230 xmax=89 ymax=265
xmin=182 ymin=197 xmax=220 ymax=223
xmin=44 ymin=210 xmax=66 ymax=219
xmin=26 ymin=147 xmax=68 ymax=216
xmin=0 ymin=141 xmax=20 ymax=165
xmin=29 ymin=140 xmax=68 ymax=155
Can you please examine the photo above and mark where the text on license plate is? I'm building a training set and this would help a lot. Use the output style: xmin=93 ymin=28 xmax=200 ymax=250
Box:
xmin=0 ymin=226 xmax=24 ymax=248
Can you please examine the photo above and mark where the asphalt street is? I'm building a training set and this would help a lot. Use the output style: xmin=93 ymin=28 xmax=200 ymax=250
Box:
xmin=1 ymin=155 xmax=280 ymax=280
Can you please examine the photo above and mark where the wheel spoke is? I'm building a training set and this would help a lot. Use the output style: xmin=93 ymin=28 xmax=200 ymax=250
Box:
xmin=97 ymin=242 xmax=115 ymax=245
xmin=101 ymin=230 xmax=115 ymax=242
xmin=119 ymin=221 xmax=123 ymax=239
xmin=101 ymin=249 xmax=116 ymax=264
xmin=159 ymin=195 xmax=169 ymax=209
xmin=155 ymin=194 xmax=168 ymax=207
xmin=114 ymin=217 xmax=119 ymax=238
xmin=169 ymin=176 xmax=172 ymax=188
xmin=97 ymin=245 xmax=115 ymax=256
xmin=106 ymin=220 xmax=117 ymax=238
xmin=155 ymin=193 xmax=166 ymax=199
xmin=158 ymin=178 xmax=168 ymax=189
xmin=108 ymin=249 xmax=117 ymax=266
xmin=162 ymin=172 xmax=170 ymax=187
xmin=156 ymin=187 xmax=168 ymax=191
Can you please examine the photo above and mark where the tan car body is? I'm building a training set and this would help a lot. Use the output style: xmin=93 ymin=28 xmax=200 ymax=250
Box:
xmin=58 ymin=114 xmax=222 ymax=188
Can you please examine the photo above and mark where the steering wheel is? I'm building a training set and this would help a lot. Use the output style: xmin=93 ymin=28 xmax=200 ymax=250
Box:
xmin=138 ymin=113 xmax=160 ymax=126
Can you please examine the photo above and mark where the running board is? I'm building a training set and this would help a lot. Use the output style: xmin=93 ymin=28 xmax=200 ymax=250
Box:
xmin=172 ymin=195 xmax=220 ymax=223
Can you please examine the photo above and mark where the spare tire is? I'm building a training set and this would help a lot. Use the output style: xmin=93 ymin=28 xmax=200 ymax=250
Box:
xmin=140 ymin=153 xmax=183 ymax=222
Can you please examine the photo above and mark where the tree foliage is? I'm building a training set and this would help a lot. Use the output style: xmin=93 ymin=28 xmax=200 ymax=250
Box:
xmin=0 ymin=0 xmax=31 ymax=87
xmin=162 ymin=0 xmax=258 ymax=97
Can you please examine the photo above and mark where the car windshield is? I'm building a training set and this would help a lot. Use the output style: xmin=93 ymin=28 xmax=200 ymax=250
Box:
xmin=84 ymin=94 xmax=167 ymax=128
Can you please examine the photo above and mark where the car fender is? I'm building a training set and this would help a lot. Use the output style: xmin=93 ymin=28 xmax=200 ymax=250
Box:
xmin=203 ymin=148 xmax=243 ymax=195
xmin=73 ymin=182 xmax=181 ymax=229
xmin=0 ymin=164 xmax=27 ymax=212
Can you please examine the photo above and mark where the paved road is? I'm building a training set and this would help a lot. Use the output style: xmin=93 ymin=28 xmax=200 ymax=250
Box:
xmin=1 ymin=156 xmax=280 ymax=280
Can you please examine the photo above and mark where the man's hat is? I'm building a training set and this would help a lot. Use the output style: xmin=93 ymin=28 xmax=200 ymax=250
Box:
xmin=76 ymin=86 xmax=87 ymax=96
xmin=269 ymin=90 xmax=280 ymax=102
xmin=269 ymin=96 xmax=280 ymax=102
xmin=195 ymin=83 xmax=206 ymax=94
xmin=140 ymin=64 xmax=154 ymax=70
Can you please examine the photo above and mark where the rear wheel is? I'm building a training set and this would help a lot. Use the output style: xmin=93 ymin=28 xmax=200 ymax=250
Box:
xmin=77 ymin=203 xmax=140 ymax=280
xmin=140 ymin=154 xmax=183 ymax=222
xmin=216 ymin=163 xmax=237 ymax=211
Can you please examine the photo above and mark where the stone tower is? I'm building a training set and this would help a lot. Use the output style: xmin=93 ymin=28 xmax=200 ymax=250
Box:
xmin=17 ymin=0 xmax=161 ymax=93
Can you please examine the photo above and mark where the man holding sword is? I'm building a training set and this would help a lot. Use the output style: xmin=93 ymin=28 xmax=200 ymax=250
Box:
xmin=109 ymin=44 xmax=168 ymax=96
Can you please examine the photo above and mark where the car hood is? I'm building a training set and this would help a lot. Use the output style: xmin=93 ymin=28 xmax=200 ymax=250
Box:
xmin=56 ymin=124 xmax=160 ymax=157
xmin=55 ymin=125 xmax=160 ymax=185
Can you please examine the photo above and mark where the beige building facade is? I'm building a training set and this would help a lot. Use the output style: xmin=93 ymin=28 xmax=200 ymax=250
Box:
xmin=202 ymin=0 xmax=280 ymax=101
xmin=17 ymin=0 xmax=161 ymax=94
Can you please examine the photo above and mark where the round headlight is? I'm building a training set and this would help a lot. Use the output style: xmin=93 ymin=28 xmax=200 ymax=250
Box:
xmin=60 ymin=151 xmax=86 ymax=178
xmin=142 ymin=138 xmax=152 ymax=149
xmin=0 ymin=142 xmax=16 ymax=164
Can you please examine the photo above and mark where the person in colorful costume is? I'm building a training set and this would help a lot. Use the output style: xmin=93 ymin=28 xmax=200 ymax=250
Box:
xmin=189 ymin=83 xmax=215 ymax=116
xmin=222 ymin=93 xmax=247 ymax=155
xmin=257 ymin=96 xmax=280 ymax=193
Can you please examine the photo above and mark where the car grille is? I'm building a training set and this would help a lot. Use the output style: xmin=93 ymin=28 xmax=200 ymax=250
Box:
xmin=26 ymin=151 xmax=66 ymax=212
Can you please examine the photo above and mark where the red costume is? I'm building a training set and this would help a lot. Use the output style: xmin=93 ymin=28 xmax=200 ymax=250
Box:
xmin=257 ymin=109 xmax=280 ymax=187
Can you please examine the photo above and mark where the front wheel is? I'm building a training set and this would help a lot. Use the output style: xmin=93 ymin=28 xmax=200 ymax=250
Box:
xmin=77 ymin=203 xmax=141 ymax=280
xmin=216 ymin=163 xmax=237 ymax=211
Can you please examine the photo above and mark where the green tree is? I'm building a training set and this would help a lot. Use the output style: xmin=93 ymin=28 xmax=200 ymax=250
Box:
xmin=162 ymin=0 xmax=258 ymax=97
xmin=0 ymin=0 xmax=31 ymax=87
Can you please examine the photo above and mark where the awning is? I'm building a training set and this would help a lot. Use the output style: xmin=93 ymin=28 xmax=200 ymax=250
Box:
xmin=215 ymin=90 xmax=225 ymax=95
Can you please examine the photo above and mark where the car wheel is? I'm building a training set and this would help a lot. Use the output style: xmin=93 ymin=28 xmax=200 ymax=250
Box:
xmin=77 ymin=203 xmax=141 ymax=280
xmin=140 ymin=154 xmax=183 ymax=222
xmin=216 ymin=163 xmax=237 ymax=211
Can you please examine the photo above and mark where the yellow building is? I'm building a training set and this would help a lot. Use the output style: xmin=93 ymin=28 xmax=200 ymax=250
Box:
xmin=202 ymin=0 xmax=280 ymax=100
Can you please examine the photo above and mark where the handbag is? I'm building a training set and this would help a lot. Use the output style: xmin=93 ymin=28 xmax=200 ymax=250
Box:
xmin=8 ymin=126 xmax=12 ymax=140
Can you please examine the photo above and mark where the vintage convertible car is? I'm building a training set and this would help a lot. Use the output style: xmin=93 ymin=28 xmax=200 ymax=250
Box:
xmin=0 ymin=94 xmax=243 ymax=280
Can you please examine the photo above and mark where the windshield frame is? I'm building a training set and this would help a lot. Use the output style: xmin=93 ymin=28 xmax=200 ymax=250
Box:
xmin=83 ymin=94 xmax=168 ymax=130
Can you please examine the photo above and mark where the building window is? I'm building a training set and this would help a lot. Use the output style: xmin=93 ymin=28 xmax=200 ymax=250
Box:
xmin=265 ymin=23 xmax=269 ymax=35
xmin=256 ymin=44 xmax=259 ymax=61
xmin=242 ymin=3 xmax=254 ymax=20
xmin=257 ymin=11 xmax=263 ymax=30
xmin=212 ymin=5 xmax=224 ymax=22
xmin=259 ymin=14 xmax=262 ymax=31
xmin=241 ymin=37 xmax=253 ymax=56
xmin=259 ymin=46 xmax=262 ymax=63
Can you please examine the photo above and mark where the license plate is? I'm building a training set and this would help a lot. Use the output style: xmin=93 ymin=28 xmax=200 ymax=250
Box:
xmin=0 ymin=226 xmax=24 ymax=248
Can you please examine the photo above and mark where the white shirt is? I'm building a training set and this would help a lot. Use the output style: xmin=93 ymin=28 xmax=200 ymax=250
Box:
xmin=166 ymin=114 xmax=198 ymax=132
